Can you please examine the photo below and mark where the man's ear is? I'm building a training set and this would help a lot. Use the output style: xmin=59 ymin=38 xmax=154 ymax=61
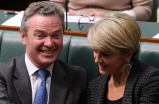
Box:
xmin=20 ymin=30 xmax=27 ymax=45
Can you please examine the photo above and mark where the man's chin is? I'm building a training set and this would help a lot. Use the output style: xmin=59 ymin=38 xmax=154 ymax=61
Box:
xmin=38 ymin=61 xmax=54 ymax=68
xmin=43 ymin=59 xmax=56 ymax=64
xmin=39 ymin=57 xmax=56 ymax=64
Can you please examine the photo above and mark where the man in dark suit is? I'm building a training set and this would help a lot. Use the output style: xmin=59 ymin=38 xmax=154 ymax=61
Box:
xmin=0 ymin=1 xmax=86 ymax=104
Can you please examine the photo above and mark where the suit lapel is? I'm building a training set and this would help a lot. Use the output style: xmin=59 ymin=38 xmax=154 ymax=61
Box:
xmin=13 ymin=56 xmax=32 ymax=104
xmin=49 ymin=61 xmax=68 ymax=104
xmin=122 ymin=60 xmax=142 ymax=104
xmin=95 ymin=76 xmax=109 ymax=104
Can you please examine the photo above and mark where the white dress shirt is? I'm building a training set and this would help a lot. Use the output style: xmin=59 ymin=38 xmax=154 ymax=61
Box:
xmin=25 ymin=54 xmax=53 ymax=104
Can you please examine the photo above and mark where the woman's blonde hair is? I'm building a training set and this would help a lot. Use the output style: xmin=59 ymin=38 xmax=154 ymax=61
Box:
xmin=87 ymin=12 xmax=141 ymax=56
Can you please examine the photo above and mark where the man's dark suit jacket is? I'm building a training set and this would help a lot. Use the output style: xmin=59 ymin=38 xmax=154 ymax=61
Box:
xmin=0 ymin=55 xmax=86 ymax=104
xmin=87 ymin=59 xmax=159 ymax=104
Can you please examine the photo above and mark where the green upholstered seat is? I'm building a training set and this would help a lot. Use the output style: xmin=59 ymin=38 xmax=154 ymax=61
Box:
xmin=0 ymin=30 xmax=25 ymax=62
xmin=138 ymin=42 xmax=159 ymax=69
xmin=0 ymin=30 xmax=4 ymax=52
xmin=68 ymin=36 xmax=100 ymax=81
xmin=58 ymin=35 xmax=72 ymax=62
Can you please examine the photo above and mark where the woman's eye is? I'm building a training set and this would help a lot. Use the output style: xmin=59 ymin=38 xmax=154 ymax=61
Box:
xmin=102 ymin=53 xmax=111 ymax=57
xmin=92 ymin=49 xmax=97 ymax=53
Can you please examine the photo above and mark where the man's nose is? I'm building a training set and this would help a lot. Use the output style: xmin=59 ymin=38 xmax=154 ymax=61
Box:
xmin=44 ymin=37 xmax=54 ymax=47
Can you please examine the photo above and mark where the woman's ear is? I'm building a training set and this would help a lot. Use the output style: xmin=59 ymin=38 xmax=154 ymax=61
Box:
xmin=126 ymin=51 xmax=134 ymax=61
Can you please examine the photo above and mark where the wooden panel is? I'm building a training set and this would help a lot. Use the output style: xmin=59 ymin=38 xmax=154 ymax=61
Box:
xmin=0 ymin=25 xmax=159 ymax=43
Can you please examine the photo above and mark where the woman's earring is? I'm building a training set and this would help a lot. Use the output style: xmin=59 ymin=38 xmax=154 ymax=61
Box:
xmin=125 ymin=60 xmax=131 ymax=71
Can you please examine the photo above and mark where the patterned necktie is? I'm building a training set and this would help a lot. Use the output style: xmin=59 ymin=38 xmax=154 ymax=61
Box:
xmin=34 ymin=69 xmax=49 ymax=104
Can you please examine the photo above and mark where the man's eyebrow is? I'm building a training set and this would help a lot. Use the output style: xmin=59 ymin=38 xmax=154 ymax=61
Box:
xmin=34 ymin=30 xmax=49 ymax=35
xmin=53 ymin=29 xmax=63 ymax=34
xmin=34 ymin=29 xmax=44 ymax=32
xmin=54 ymin=28 xmax=63 ymax=32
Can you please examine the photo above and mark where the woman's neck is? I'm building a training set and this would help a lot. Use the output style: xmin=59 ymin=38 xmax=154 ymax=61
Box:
xmin=109 ymin=69 xmax=130 ymax=87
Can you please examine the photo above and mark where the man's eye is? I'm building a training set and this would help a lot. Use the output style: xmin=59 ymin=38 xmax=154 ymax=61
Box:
xmin=53 ymin=34 xmax=61 ymax=39
xmin=35 ymin=34 xmax=44 ymax=39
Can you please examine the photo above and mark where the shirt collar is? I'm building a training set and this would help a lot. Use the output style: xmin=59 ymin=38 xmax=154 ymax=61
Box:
xmin=25 ymin=54 xmax=53 ymax=77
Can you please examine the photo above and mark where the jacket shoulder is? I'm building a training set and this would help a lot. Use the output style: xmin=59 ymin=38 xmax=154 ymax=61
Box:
xmin=0 ymin=56 xmax=23 ymax=76
xmin=55 ymin=59 xmax=86 ymax=75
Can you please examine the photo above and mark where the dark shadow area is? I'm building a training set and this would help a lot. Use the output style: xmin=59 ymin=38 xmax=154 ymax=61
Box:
xmin=0 ymin=0 xmax=48 ymax=11
xmin=148 ymin=0 xmax=158 ymax=22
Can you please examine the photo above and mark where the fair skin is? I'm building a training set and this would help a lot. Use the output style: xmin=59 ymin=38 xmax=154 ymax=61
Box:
xmin=20 ymin=14 xmax=63 ymax=69
xmin=94 ymin=50 xmax=133 ymax=100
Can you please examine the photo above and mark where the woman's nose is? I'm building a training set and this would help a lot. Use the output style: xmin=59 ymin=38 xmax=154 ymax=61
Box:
xmin=94 ymin=52 xmax=102 ymax=63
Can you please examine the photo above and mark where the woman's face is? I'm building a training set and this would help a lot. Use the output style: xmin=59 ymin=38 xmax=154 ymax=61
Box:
xmin=93 ymin=50 xmax=131 ymax=75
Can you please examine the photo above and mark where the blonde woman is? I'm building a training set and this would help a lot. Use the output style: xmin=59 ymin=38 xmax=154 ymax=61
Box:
xmin=87 ymin=13 xmax=159 ymax=104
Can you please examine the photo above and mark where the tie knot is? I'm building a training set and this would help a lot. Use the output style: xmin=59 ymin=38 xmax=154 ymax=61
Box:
xmin=37 ymin=69 xmax=49 ymax=81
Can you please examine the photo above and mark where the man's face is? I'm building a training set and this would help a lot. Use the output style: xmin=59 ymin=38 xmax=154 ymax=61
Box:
xmin=20 ymin=14 xmax=63 ymax=68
